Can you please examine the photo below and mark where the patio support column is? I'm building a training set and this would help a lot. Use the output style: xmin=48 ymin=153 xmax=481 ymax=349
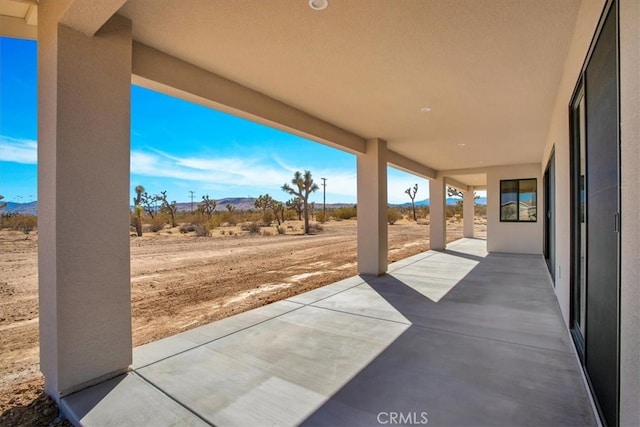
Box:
xmin=429 ymin=177 xmax=446 ymax=250
xmin=38 ymin=2 xmax=132 ymax=400
xmin=463 ymin=186 xmax=475 ymax=238
xmin=357 ymin=138 xmax=388 ymax=275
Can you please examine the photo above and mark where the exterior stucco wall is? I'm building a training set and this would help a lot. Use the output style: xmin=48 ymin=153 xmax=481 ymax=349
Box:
xmin=487 ymin=164 xmax=542 ymax=254
xmin=541 ymin=0 xmax=606 ymax=326
xmin=619 ymin=0 xmax=640 ymax=424
xmin=541 ymin=0 xmax=639 ymax=424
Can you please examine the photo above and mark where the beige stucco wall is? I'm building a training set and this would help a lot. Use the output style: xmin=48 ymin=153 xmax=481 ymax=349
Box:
xmin=541 ymin=0 xmax=639 ymax=424
xmin=619 ymin=0 xmax=640 ymax=424
xmin=486 ymin=164 xmax=542 ymax=254
xmin=541 ymin=0 xmax=605 ymax=326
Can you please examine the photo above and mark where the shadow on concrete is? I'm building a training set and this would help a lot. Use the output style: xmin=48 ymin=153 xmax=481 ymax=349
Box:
xmin=59 ymin=375 xmax=127 ymax=425
xmin=302 ymin=253 xmax=596 ymax=427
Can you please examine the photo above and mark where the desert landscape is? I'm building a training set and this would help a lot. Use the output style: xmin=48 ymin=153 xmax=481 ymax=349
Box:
xmin=0 ymin=215 xmax=486 ymax=425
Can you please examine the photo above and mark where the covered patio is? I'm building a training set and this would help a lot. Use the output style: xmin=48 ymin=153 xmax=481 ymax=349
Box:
xmin=1 ymin=1 xmax=637 ymax=424
xmin=60 ymin=238 xmax=596 ymax=426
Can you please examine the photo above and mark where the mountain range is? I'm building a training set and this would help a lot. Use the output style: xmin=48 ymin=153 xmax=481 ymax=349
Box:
xmin=1 ymin=197 xmax=487 ymax=216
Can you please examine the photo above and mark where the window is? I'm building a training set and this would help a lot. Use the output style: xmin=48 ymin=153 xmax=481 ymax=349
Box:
xmin=500 ymin=179 xmax=537 ymax=222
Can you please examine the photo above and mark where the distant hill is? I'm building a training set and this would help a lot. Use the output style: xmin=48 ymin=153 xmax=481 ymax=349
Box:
xmin=1 ymin=196 xmax=486 ymax=216
xmin=0 ymin=201 xmax=38 ymax=215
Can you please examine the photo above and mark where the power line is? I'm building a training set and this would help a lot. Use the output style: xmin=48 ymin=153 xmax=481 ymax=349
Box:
xmin=189 ymin=191 xmax=195 ymax=213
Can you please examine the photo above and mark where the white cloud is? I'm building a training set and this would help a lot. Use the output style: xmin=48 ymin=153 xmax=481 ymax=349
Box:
xmin=131 ymin=148 xmax=361 ymax=200
xmin=132 ymin=149 xmax=295 ymax=190
xmin=0 ymin=136 xmax=37 ymax=164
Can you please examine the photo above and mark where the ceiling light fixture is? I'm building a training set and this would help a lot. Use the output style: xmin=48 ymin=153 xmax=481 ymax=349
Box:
xmin=309 ymin=0 xmax=328 ymax=11
xmin=457 ymin=143 xmax=466 ymax=148
xmin=420 ymin=107 xmax=432 ymax=113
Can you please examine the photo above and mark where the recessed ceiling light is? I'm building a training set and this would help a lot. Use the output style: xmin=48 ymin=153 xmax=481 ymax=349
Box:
xmin=420 ymin=107 xmax=432 ymax=113
xmin=457 ymin=143 xmax=466 ymax=148
xmin=309 ymin=0 xmax=328 ymax=11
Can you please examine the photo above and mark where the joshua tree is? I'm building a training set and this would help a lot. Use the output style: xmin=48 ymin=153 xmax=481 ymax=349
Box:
xmin=132 ymin=185 xmax=145 ymax=236
xmin=272 ymin=200 xmax=285 ymax=225
xmin=159 ymin=190 xmax=178 ymax=227
xmin=282 ymin=170 xmax=319 ymax=234
xmin=139 ymin=192 xmax=157 ymax=219
xmin=198 ymin=195 xmax=217 ymax=219
xmin=405 ymin=183 xmax=418 ymax=221
xmin=447 ymin=186 xmax=480 ymax=217
xmin=286 ymin=197 xmax=303 ymax=220
xmin=253 ymin=193 xmax=274 ymax=223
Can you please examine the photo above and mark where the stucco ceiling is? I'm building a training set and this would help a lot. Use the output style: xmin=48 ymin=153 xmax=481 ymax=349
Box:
xmin=0 ymin=0 xmax=582 ymax=180
xmin=117 ymin=0 xmax=580 ymax=176
xmin=0 ymin=0 xmax=37 ymax=25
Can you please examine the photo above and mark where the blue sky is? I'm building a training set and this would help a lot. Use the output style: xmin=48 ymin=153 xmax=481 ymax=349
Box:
xmin=0 ymin=36 xmax=430 ymax=205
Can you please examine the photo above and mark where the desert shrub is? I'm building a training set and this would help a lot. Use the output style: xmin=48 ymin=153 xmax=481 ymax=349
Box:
xmin=316 ymin=212 xmax=328 ymax=223
xmin=475 ymin=204 xmax=487 ymax=217
xmin=261 ymin=211 xmax=274 ymax=226
xmin=179 ymin=224 xmax=196 ymax=233
xmin=3 ymin=214 xmax=37 ymax=234
xmin=261 ymin=229 xmax=273 ymax=236
xmin=308 ymin=222 xmax=323 ymax=234
xmin=220 ymin=211 xmax=238 ymax=226
xmin=332 ymin=206 xmax=357 ymax=220
xmin=387 ymin=209 xmax=402 ymax=225
xmin=284 ymin=210 xmax=297 ymax=220
xmin=193 ymin=223 xmax=211 ymax=237
xmin=147 ymin=216 xmax=166 ymax=232
xmin=241 ymin=222 xmax=261 ymax=234
xmin=277 ymin=225 xmax=286 ymax=235
xmin=415 ymin=206 xmax=430 ymax=218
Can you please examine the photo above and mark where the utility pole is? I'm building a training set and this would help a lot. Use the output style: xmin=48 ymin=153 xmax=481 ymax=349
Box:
xmin=321 ymin=177 xmax=327 ymax=222
xmin=189 ymin=191 xmax=195 ymax=212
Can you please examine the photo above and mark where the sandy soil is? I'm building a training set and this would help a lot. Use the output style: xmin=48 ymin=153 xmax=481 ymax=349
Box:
xmin=0 ymin=216 xmax=486 ymax=425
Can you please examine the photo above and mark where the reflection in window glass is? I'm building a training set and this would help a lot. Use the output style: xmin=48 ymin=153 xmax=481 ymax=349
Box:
xmin=500 ymin=179 xmax=537 ymax=222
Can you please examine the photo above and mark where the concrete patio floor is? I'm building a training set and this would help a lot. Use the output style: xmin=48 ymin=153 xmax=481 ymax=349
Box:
xmin=60 ymin=238 xmax=597 ymax=426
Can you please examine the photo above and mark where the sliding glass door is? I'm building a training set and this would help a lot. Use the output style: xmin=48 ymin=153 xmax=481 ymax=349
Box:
xmin=569 ymin=2 xmax=620 ymax=426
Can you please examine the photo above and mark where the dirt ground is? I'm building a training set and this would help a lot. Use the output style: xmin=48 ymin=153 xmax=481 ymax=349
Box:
xmin=0 ymin=216 xmax=486 ymax=425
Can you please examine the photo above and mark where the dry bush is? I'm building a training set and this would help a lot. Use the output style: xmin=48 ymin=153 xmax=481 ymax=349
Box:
xmin=2 ymin=214 xmax=37 ymax=234
xmin=332 ymin=206 xmax=357 ymax=220
xmin=387 ymin=209 xmax=402 ymax=225
xmin=261 ymin=211 xmax=274 ymax=226
xmin=277 ymin=225 xmax=286 ymax=235
xmin=316 ymin=212 xmax=328 ymax=223
xmin=416 ymin=206 xmax=430 ymax=218
xmin=308 ymin=222 xmax=323 ymax=234
xmin=193 ymin=223 xmax=211 ymax=237
xmin=241 ymin=222 xmax=260 ymax=234
xmin=179 ymin=224 xmax=197 ymax=234
xmin=146 ymin=216 xmax=166 ymax=232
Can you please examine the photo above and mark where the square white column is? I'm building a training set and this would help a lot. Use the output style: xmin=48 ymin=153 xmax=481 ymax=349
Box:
xmin=463 ymin=187 xmax=475 ymax=238
xmin=429 ymin=178 xmax=446 ymax=250
xmin=357 ymin=139 xmax=388 ymax=275
xmin=38 ymin=6 xmax=133 ymax=398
